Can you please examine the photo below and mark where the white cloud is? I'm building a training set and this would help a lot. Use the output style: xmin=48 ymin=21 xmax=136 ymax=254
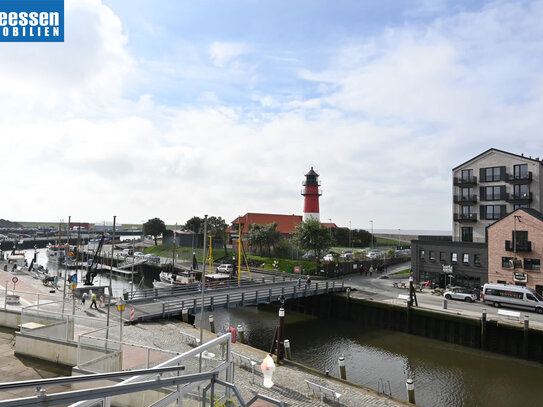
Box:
xmin=209 ymin=41 xmax=249 ymax=68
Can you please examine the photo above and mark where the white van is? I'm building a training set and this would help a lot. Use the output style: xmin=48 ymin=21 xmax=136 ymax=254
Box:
xmin=482 ymin=283 xmax=543 ymax=314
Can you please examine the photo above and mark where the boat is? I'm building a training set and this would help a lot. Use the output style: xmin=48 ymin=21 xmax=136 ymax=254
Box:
xmin=158 ymin=271 xmax=198 ymax=285
xmin=46 ymin=244 xmax=71 ymax=265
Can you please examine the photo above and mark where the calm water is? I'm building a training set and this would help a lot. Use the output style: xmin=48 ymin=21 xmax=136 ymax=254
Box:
xmin=198 ymin=306 xmax=543 ymax=407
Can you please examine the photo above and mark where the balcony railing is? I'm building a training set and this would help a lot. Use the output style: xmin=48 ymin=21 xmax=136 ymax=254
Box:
xmin=454 ymin=213 xmax=477 ymax=222
xmin=453 ymin=176 xmax=477 ymax=186
xmin=505 ymin=240 xmax=532 ymax=252
xmin=453 ymin=195 xmax=477 ymax=204
xmin=506 ymin=172 xmax=532 ymax=183
xmin=506 ymin=192 xmax=532 ymax=203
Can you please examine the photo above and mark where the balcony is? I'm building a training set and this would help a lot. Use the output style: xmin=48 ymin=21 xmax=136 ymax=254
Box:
xmin=453 ymin=195 xmax=477 ymax=204
xmin=453 ymin=176 xmax=477 ymax=187
xmin=454 ymin=213 xmax=477 ymax=222
xmin=506 ymin=192 xmax=532 ymax=204
xmin=505 ymin=240 xmax=532 ymax=252
xmin=506 ymin=172 xmax=532 ymax=184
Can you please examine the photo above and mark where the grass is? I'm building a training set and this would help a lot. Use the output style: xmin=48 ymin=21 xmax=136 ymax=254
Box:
xmin=390 ymin=268 xmax=411 ymax=275
xmin=246 ymin=255 xmax=316 ymax=273
xmin=375 ymin=237 xmax=410 ymax=247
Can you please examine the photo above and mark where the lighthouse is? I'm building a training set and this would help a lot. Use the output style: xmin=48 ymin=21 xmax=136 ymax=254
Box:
xmin=302 ymin=167 xmax=322 ymax=221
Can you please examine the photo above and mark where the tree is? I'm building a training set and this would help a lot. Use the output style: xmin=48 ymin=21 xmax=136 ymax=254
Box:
xmin=208 ymin=216 xmax=228 ymax=256
xmin=293 ymin=218 xmax=335 ymax=273
xmin=247 ymin=223 xmax=265 ymax=256
xmin=143 ymin=218 xmax=166 ymax=246
xmin=184 ymin=216 xmax=203 ymax=234
xmin=263 ymin=223 xmax=281 ymax=256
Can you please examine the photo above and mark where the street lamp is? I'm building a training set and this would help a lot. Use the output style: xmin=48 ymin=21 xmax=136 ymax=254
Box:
xmin=116 ymin=298 xmax=126 ymax=342
xmin=349 ymin=221 xmax=352 ymax=249
xmin=398 ymin=229 xmax=401 ymax=249
xmin=70 ymin=282 xmax=77 ymax=315
xmin=370 ymin=220 xmax=374 ymax=249
xmin=328 ymin=218 xmax=332 ymax=237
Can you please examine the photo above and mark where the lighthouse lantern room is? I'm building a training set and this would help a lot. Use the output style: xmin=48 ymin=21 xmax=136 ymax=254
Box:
xmin=302 ymin=167 xmax=322 ymax=221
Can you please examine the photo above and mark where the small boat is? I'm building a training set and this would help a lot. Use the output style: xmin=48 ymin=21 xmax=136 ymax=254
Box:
xmin=46 ymin=244 xmax=72 ymax=264
xmin=159 ymin=271 xmax=198 ymax=285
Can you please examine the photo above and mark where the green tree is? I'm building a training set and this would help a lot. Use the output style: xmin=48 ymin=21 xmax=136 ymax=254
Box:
xmin=208 ymin=216 xmax=228 ymax=256
xmin=247 ymin=223 xmax=265 ymax=256
xmin=143 ymin=217 xmax=167 ymax=246
xmin=293 ymin=218 xmax=335 ymax=273
xmin=184 ymin=216 xmax=203 ymax=234
xmin=263 ymin=222 xmax=281 ymax=256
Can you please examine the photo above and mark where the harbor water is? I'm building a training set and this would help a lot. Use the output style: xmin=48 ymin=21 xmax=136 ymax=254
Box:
xmin=198 ymin=306 xmax=543 ymax=407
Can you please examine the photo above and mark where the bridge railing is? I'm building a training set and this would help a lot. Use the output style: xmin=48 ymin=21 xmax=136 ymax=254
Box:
xmin=128 ymin=275 xmax=297 ymax=302
xmin=158 ymin=280 xmax=345 ymax=318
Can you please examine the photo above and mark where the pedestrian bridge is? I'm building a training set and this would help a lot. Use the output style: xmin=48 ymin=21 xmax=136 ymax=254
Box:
xmin=127 ymin=277 xmax=348 ymax=322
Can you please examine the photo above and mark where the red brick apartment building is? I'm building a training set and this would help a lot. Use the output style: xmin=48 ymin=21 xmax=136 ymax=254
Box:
xmin=487 ymin=208 xmax=543 ymax=293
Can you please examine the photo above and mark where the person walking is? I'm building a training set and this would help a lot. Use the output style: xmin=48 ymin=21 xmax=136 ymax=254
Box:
xmin=305 ymin=275 xmax=311 ymax=289
xmin=81 ymin=292 xmax=88 ymax=307
xmin=369 ymin=265 xmax=374 ymax=277
xmin=90 ymin=292 xmax=98 ymax=309
xmin=297 ymin=277 xmax=301 ymax=288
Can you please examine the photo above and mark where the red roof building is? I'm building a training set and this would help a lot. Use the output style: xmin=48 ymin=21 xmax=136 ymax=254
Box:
xmin=227 ymin=213 xmax=303 ymax=238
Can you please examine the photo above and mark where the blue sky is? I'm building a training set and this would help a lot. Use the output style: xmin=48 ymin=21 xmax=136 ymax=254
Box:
xmin=1 ymin=0 xmax=543 ymax=231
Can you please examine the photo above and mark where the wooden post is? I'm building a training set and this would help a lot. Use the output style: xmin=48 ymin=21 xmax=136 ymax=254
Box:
xmin=524 ymin=314 xmax=529 ymax=358
xmin=338 ymin=356 xmax=346 ymax=380
xmin=209 ymin=314 xmax=215 ymax=333
xmin=284 ymin=339 xmax=292 ymax=360
xmin=481 ymin=309 xmax=487 ymax=350
xmin=237 ymin=324 xmax=245 ymax=344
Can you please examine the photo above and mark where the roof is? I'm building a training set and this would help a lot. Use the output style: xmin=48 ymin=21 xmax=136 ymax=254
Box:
xmin=452 ymin=148 xmax=543 ymax=171
xmin=305 ymin=167 xmax=319 ymax=176
xmin=228 ymin=213 xmax=303 ymax=234
xmin=321 ymin=222 xmax=339 ymax=229
xmin=486 ymin=207 xmax=543 ymax=230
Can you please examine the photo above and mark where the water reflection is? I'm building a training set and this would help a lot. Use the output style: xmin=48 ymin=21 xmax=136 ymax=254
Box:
xmin=200 ymin=306 xmax=543 ymax=407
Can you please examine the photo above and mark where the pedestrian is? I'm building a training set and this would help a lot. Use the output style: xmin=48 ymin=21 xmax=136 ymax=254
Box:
xmin=81 ymin=292 xmax=88 ymax=307
xmin=306 ymin=275 xmax=311 ymax=288
xmin=297 ymin=277 xmax=301 ymax=288
xmin=369 ymin=265 xmax=374 ymax=277
xmin=90 ymin=292 xmax=98 ymax=309
xmin=53 ymin=276 xmax=59 ymax=289
xmin=364 ymin=267 xmax=368 ymax=277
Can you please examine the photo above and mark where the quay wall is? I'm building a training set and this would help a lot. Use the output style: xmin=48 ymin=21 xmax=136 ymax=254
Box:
xmin=281 ymin=294 xmax=543 ymax=363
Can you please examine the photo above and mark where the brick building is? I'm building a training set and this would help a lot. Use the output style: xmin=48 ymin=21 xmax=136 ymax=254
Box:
xmin=227 ymin=213 xmax=303 ymax=241
xmin=487 ymin=208 xmax=543 ymax=294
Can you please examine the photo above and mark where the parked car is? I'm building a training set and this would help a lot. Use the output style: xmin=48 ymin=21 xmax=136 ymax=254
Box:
xmin=121 ymin=248 xmax=134 ymax=257
xmin=444 ymin=287 xmax=476 ymax=303
xmin=216 ymin=264 xmax=233 ymax=274
xmin=144 ymin=254 xmax=160 ymax=264
xmin=134 ymin=252 xmax=145 ymax=258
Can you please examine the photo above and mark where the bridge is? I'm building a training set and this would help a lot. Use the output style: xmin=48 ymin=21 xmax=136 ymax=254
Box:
xmin=127 ymin=276 xmax=348 ymax=322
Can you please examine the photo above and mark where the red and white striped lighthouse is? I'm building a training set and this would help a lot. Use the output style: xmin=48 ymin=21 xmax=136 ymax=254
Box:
xmin=302 ymin=167 xmax=322 ymax=221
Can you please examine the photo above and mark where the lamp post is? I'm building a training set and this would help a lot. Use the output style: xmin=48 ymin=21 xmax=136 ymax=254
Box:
xmin=349 ymin=221 xmax=352 ymax=249
xmin=328 ymin=218 xmax=332 ymax=237
xmin=370 ymin=220 xmax=374 ymax=249
xmin=116 ymin=298 xmax=126 ymax=342
xmin=398 ymin=229 xmax=401 ymax=249
xmin=70 ymin=282 xmax=77 ymax=316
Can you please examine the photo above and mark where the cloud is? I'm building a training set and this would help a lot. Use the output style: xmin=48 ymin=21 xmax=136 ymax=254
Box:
xmin=209 ymin=41 xmax=250 ymax=68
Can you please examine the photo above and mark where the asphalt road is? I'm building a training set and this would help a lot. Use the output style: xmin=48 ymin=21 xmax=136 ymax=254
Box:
xmin=342 ymin=262 xmax=543 ymax=328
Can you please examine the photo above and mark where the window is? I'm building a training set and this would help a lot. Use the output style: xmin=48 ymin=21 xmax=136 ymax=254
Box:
xmin=527 ymin=294 xmax=537 ymax=302
xmin=461 ymin=227 xmax=473 ymax=242
xmin=451 ymin=252 xmax=458 ymax=262
xmin=502 ymin=256 xmax=513 ymax=268
xmin=429 ymin=251 xmax=435 ymax=261
xmin=484 ymin=186 xmax=503 ymax=200
xmin=524 ymin=258 xmax=540 ymax=271
xmin=514 ymin=164 xmax=528 ymax=180
xmin=461 ymin=187 xmax=473 ymax=201
xmin=514 ymin=204 xmax=529 ymax=210
xmin=461 ymin=169 xmax=473 ymax=182
xmin=513 ymin=230 xmax=528 ymax=246
xmin=513 ymin=184 xmax=529 ymax=199
xmin=419 ymin=250 xmax=425 ymax=261
xmin=484 ymin=205 xmax=504 ymax=220
xmin=474 ymin=254 xmax=481 ymax=266
xmin=463 ymin=253 xmax=469 ymax=264
xmin=440 ymin=252 xmax=446 ymax=262
xmin=484 ymin=167 xmax=501 ymax=182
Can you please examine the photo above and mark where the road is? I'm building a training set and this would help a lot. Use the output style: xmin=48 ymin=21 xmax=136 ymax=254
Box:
xmin=342 ymin=262 xmax=543 ymax=328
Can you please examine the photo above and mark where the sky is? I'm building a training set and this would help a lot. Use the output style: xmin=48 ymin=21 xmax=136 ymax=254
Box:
xmin=2 ymin=0 xmax=543 ymax=231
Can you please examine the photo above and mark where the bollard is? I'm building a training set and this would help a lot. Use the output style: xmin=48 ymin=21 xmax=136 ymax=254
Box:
xmin=209 ymin=314 xmax=215 ymax=333
xmin=443 ymin=299 xmax=447 ymax=309
xmin=481 ymin=309 xmax=487 ymax=350
xmin=284 ymin=339 xmax=292 ymax=360
xmin=325 ymin=369 xmax=330 ymax=377
xmin=338 ymin=356 xmax=346 ymax=380
xmin=523 ymin=315 xmax=529 ymax=358
xmin=182 ymin=308 xmax=189 ymax=323
xmin=406 ymin=378 xmax=415 ymax=404
xmin=237 ymin=324 xmax=246 ymax=344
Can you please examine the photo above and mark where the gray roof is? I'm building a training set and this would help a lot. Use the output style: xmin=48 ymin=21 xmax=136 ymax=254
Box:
xmin=452 ymin=148 xmax=543 ymax=171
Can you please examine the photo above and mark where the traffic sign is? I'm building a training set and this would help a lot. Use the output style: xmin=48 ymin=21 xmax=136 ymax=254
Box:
xmin=12 ymin=277 xmax=18 ymax=284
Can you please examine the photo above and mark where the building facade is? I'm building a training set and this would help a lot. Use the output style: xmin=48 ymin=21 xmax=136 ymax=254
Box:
xmin=487 ymin=208 xmax=543 ymax=294
xmin=411 ymin=236 xmax=488 ymax=289
xmin=413 ymin=148 xmax=543 ymax=289
xmin=452 ymin=149 xmax=543 ymax=243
